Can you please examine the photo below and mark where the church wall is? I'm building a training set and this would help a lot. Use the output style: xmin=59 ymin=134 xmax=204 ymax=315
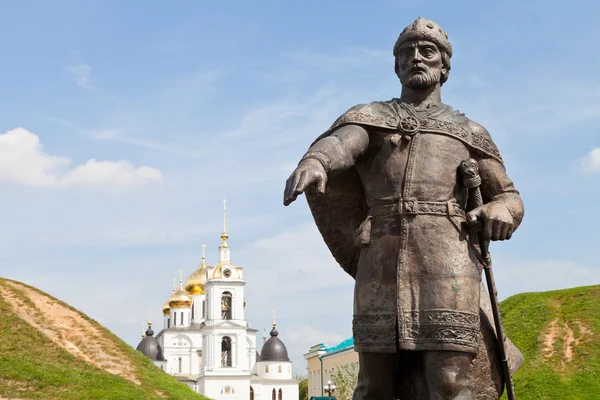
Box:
xmin=201 ymin=376 xmax=251 ymax=400
xmin=256 ymin=361 xmax=292 ymax=380
xmin=246 ymin=334 xmax=257 ymax=372
xmin=258 ymin=383 xmax=298 ymax=400
xmin=161 ymin=332 xmax=202 ymax=375
xmin=191 ymin=293 xmax=206 ymax=323
xmin=170 ymin=307 xmax=191 ymax=328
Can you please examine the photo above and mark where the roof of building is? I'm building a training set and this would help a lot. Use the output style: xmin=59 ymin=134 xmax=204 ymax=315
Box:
xmin=260 ymin=325 xmax=289 ymax=362
xmin=325 ymin=337 xmax=354 ymax=356
xmin=172 ymin=373 xmax=201 ymax=381
xmin=185 ymin=249 xmax=208 ymax=295
xmin=168 ymin=280 xmax=192 ymax=308
xmin=136 ymin=324 xmax=165 ymax=361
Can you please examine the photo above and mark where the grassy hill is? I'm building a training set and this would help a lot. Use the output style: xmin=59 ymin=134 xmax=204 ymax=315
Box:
xmin=502 ymin=284 xmax=600 ymax=400
xmin=0 ymin=278 xmax=209 ymax=400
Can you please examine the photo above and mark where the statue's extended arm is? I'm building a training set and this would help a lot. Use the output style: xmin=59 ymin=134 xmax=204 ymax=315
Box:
xmin=300 ymin=124 xmax=370 ymax=175
xmin=283 ymin=124 xmax=369 ymax=206
xmin=466 ymin=123 xmax=524 ymax=241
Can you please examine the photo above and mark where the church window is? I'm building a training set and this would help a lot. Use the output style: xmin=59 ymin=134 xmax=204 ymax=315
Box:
xmin=265 ymin=364 xmax=269 ymax=373
xmin=192 ymin=303 xmax=195 ymax=320
xmin=221 ymin=291 xmax=232 ymax=319
xmin=167 ymin=318 xmax=170 ymax=328
xmin=278 ymin=365 xmax=282 ymax=373
xmin=221 ymin=386 xmax=235 ymax=395
xmin=250 ymin=386 xmax=254 ymax=400
xmin=272 ymin=389 xmax=276 ymax=400
xmin=278 ymin=388 xmax=282 ymax=400
xmin=202 ymin=300 xmax=206 ymax=318
xmin=221 ymin=336 xmax=232 ymax=367
xmin=178 ymin=357 xmax=182 ymax=373
xmin=180 ymin=312 xmax=184 ymax=325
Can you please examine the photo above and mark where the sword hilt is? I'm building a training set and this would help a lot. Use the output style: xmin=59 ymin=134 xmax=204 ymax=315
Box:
xmin=460 ymin=158 xmax=483 ymax=208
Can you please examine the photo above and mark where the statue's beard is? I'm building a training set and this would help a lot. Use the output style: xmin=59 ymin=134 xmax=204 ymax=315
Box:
xmin=401 ymin=69 xmax=441 ymax=89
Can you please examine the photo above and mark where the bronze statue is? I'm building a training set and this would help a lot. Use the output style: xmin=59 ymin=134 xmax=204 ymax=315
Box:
xmin=284 ymin=17 xmax=525 ymax=400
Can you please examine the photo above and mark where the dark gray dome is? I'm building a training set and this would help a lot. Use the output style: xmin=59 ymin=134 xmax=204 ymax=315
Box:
xmin=136 ymin=325 xmax=164 ymax=361
xmin=260 ymin=326 xmax=289 ymax=361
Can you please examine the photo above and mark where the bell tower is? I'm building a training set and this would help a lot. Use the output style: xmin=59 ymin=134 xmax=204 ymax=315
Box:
xmin=202 ymin=200 xmax=252 ymax=375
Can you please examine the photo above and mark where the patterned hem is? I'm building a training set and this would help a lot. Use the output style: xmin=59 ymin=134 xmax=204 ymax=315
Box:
xmin=353 ymin=309 xmax=480 ymax=352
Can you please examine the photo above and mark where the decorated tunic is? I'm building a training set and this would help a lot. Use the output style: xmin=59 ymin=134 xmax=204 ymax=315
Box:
xmin=303 ymin=99 xmax=524 ymax=354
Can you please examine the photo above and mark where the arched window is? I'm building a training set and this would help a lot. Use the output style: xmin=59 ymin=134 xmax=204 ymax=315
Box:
xmin=173 ymin=312 xmax=177 ymax=326
xmin=180 ymin=312 xmax=184 ymax=325
xmin=272 ymin=388 xmax=276 ymax=400
xmin=250 ymin=386 xmax=254 ymax=400
xmin=221 ymin=386 xmax=235 ymax=395
xmin=221 ymin=336 xmax=232 ymax=367
xmin=221 ymin=291 xmax=232 ymax=319
xmin=278 ymin=365 xmax=282 ymax=373
xmin=265 ymin=364 xmax=269 ymax=373
xmin=278 ymin=388 xmax=282 ymax=400
xmin=167 ymin=318 xmax=170 ymax=328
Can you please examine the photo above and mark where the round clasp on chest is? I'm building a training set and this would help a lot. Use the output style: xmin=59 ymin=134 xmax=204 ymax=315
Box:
xmin=397 ymin=116 xmax=420 ymax=136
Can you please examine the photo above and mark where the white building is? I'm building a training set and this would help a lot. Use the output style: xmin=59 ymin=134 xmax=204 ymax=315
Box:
xmin=137 ymin=202 xmax=298 ymax=400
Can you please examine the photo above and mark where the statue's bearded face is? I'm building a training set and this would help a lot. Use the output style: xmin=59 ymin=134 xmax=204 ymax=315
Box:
xmin=395 ymin=40 xmax=446 ymax=89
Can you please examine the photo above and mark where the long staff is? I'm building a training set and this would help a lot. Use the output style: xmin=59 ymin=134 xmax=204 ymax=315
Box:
xmin=460 ymin=158 xmax=516 ymax=400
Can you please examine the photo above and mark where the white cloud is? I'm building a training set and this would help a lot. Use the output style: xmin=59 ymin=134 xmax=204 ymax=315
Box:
xmin=579 ymin=147 xmax=600 ymax=173
xmin=0 ymin=128 xmax=162 ymax=191
xmin=68 ymin=63 xmax=94 ymax=91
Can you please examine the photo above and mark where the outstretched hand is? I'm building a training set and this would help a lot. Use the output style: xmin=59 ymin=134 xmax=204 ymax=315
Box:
xmin=283 ymin=159 xmax=328 ymax=206
xmin=466 ymin=202 xmax=514 ymax=241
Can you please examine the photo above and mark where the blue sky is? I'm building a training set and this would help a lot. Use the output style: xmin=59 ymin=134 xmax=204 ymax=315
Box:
xmin=1 ymin=0 xmax=600 ymax=375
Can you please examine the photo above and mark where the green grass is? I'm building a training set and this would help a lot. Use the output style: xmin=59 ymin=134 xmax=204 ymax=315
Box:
xmin=0 ymin=278 xmax=209 ymax=400
xmin=500 ymin=285 xmax=600 ymax=400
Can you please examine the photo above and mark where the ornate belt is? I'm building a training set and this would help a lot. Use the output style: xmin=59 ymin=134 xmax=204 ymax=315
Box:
xmin=369 ymin=198 xmax=465 ymax=218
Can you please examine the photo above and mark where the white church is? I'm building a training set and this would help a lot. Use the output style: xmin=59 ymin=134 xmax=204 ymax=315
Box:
xmin=136 ymin=202 xmax=299 ymax=400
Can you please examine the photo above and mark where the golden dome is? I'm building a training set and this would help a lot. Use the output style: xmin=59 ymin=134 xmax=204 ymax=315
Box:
xmin=162 ymin=299 xmax=171 ymax=315
xmin=185 ymin=245 xmax=208 ymax=295
xmin=162 ymin=285 xmax=176 ymax=315
xmin=169 ymin=273 xmax=192 ymax=309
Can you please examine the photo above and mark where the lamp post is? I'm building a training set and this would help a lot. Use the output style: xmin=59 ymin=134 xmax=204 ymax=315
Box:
xmin=323 ymin=380 xmax=336 ymax=399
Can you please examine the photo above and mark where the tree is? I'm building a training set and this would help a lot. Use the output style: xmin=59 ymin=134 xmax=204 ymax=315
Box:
xmin=295 ymin=374 xmax=308 ymax=400
xmin=329 ymin=362 xmax=359 ymax=400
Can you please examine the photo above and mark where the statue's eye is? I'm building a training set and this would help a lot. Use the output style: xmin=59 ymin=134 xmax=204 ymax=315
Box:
xmin=422 ymin=47 xmax=436 ymax=57
xmin=400 ymin=48 xmax=412 ymax=58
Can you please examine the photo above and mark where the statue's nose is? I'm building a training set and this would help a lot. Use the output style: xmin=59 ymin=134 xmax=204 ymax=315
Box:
xmin=413 ymin=47 xmax=422 ymax=61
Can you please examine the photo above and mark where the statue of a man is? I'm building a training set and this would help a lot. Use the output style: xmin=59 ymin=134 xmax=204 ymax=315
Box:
xmin=284 ymin=17 xmax=525 ymax=400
